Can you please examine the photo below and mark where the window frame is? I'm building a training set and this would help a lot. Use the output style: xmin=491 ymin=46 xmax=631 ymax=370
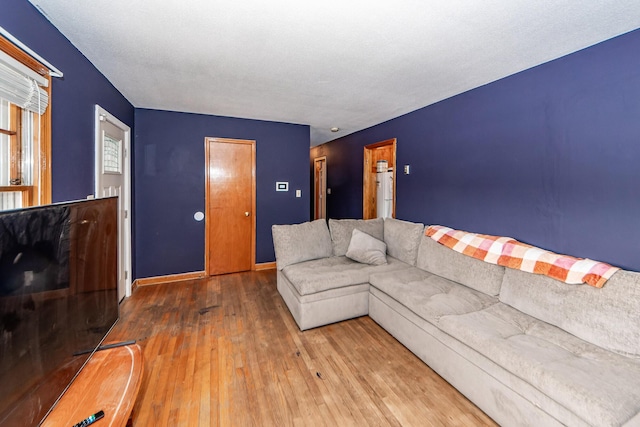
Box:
xmin=0 ymin=35 xmax=51 ymax=207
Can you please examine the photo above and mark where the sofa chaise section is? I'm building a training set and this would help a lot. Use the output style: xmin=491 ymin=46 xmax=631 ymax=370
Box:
xmin=277 ymin=255 xmax=409 ymax=331
xmin=272 ymin=218 xmax=424 ymax=330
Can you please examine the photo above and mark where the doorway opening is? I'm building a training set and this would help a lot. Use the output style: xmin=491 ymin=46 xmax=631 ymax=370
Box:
xmin=94 ymin=105 xmax=131 ymax=300
xmin=363 ymin=138 xmax=396 ymax=220
xmin=313 ymin=156 xmax=327 ymax=220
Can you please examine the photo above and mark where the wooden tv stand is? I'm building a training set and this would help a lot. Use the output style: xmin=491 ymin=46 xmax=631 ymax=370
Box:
xmin=42 ymin=344 xmax=143 ymax=427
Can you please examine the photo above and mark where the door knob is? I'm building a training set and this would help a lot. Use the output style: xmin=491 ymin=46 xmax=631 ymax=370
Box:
xmin=245 ymin=211 xmax=250 ymax=217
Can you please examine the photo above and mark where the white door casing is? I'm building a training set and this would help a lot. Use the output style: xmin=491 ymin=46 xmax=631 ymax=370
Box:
xmin=94 ymin=105 xmax=131 ymax=300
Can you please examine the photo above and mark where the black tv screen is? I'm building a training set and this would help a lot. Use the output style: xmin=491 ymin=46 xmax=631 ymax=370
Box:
xmin=0 ymin=197 xmax=119 ymax=426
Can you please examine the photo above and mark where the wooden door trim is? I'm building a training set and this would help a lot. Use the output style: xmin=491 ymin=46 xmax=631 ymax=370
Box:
xmin=204 ymin=137 xmax=256 ymax=275
xmin=313 ymin=156 xmax=327 ymax=220
xmin=363 ymin=138 xmax=397 ymax=220
xmin=365 ymin=138 xmax=396 ymax=150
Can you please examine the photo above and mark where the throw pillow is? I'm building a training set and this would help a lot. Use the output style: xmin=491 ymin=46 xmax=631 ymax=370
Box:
xmin=345 ymin=229 xmax=387 ymax=265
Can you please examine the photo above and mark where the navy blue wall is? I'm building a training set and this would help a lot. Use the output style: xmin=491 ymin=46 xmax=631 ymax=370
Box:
xmin=134 ymin=109 xmax=309 ymax=279
xmin=3 ymin=0 xmax=135 ymax=202
xmin=312 ymin=29 xmax=640 ymax=271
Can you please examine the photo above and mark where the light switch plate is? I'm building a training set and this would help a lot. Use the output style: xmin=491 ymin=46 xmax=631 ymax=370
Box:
xmin=295 ymin=190 xmax=301 ymax=198
xmin=276 ymin=182 xmax=289 ymax=191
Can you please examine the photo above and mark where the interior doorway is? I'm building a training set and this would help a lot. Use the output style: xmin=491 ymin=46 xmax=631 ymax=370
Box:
xmin=313 ymin=156 xmax=327 ymax=220
xmin=94 ymin=105 xmax=131 ymax=300
xmin=363 ymin=138 xmax=396 ymax=220
xmin=205 ymin=137 xmax=256 ymax=275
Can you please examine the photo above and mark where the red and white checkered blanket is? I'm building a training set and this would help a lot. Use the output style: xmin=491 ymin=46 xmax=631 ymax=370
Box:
xmin=426 ymin=225 xmax=619 ymax=288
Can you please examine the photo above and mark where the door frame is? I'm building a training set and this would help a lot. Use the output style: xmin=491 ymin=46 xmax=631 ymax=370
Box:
xmin=204 ymin=137 xmax=256 ymax=275
xmin=313 ymin=156 xmax=327 ymax=220
xmin=94 ymin=104 xmax=132 ymax=298
xmin=363 ymin=138 xmax=396 ymax=220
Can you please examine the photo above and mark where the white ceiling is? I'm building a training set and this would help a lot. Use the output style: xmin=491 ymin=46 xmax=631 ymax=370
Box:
xmin=29 ymin=0 xmax=640 ymax=146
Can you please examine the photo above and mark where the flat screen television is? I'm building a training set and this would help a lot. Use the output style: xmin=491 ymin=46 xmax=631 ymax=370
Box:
xmin=0 ymin=197 xmax=119 ymax=426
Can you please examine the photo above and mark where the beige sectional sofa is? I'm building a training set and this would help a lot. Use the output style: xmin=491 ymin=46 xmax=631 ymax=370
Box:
xmin=271 ymin=217 xmax=640 ymax=427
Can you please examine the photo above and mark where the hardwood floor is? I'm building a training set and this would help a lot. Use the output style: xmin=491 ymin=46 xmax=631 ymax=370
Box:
xmin=106 ymin=270 xmax=497 ymax=426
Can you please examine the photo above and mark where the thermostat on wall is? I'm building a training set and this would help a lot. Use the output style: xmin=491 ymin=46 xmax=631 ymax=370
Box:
xmin=276 ymin=182 xmax=289 ymax=191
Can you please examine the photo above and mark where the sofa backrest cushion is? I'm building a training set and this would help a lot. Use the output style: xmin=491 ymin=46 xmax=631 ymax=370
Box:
xmin=328 ymin=218 xmax=384 ymax=256
xmin=417 ymin=236 xmax=504 ymax=296
xmin=272 ymin=219 xmax=333 ymax=270
xmin=500 ymin=267 xmax=640 ymax=357
xmin=383 ymin=218 xmax=424 ymax=266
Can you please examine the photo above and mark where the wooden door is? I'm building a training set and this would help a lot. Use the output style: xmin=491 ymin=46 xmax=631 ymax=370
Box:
xmin=205 ymin=137 xmax=256 ymax=275
xmin=314 ymin=156 xmax=327 ymax=219
xmin=363 ymin=139 xmax=396 ymax=219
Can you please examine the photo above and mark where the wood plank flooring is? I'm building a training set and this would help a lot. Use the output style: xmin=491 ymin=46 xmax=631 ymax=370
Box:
xmin=106 ymin=270 xmax=497 ymax=426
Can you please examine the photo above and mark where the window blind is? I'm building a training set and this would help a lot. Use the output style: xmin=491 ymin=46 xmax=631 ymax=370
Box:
xmin=0 ymin=49 xmax=49 ymax=115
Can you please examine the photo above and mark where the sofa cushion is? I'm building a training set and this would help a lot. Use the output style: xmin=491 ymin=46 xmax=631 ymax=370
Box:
xmin=499 ymin=267 xmax=640 ymax=358
xmin=438 ymin=303 xmax=640 ymax=427
xmin=383 ymin=218 xmax=424 ymax=266
xmin=345 ymin=229 xmax=387 ymax=265
xmin=282 ymin=256 xmax=409 ymax=296
xmin=369 ymin=267 xmax=497 ymax=325
xmin=272 ymin=219 xmax=332 ymax=270
xmin=416 ymin=236 xmax=504 ymax=296
xmin=328 ymin=218 xmax=384 ymax=256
